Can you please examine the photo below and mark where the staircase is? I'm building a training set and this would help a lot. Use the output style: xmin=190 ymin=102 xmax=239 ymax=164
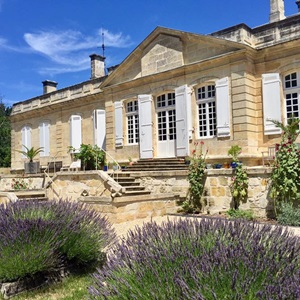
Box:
xmin=123 ymin=158 xmax=189 ymax=172
xmin=112 ymin=172 xmax=151 ymax=197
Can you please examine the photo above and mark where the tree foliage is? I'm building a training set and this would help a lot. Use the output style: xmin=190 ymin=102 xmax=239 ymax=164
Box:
xmin=0 ymin=98 xmax=11 ymax=167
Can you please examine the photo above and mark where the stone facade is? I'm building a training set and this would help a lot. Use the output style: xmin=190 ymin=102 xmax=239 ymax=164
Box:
xmin=8 ymin=3 xmax=300 ymax=177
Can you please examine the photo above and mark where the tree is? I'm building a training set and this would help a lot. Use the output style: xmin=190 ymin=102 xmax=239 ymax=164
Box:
xmin=0 ymin=97 xmax=12 ymax=167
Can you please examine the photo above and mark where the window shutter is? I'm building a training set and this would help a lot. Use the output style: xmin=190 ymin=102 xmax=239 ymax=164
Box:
xmin=114 ymin=101 xmax=124 ymax=147
xmin=22 ymin=125 xmax=31 ymax=154
xmin=175 ymin=85 xmax=192 ymax=157
xmin=94 ymin=109 xmax=106 ymax=150
xmin=216 ymin=77 xmax=230 ymax=137
xmin=39 ymin=122 xmax=50 ymax=156
xmin=262 ymin=73 xmax=282 ymax=135
xmin=138 ymin=95 xmax=153 ymax=159
xmin=70 ymin=115 xmax=82 ymax=151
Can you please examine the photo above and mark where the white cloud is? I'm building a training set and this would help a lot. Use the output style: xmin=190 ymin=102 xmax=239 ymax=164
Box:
xmin=23 ymin=28 xmax=132 ymax=75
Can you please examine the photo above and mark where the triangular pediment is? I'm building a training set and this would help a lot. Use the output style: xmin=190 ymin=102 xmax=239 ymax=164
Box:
xmin=101 ymin=27 xmax=251 ymax=88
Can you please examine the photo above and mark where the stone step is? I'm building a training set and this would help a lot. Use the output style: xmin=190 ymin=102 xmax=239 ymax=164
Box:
xmin=122 ymin=190 xmax=151 ymax=196
xmin=115 ymin=181 xmax=140 ymax=187
xmin=124 ymin=186 xmax=147 ymax=192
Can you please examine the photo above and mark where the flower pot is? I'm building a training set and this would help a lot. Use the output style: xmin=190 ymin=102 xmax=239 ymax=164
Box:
xmin=230 ymin=162 xmax=238 ymax=169
xmin=103 ymin=165 xmax=108 ymax=171
xmin=24 ymin=162 xmax=40 ymax=174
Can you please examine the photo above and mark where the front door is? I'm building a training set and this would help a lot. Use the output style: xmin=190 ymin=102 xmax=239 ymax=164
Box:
xmin=157 ymin=92 xmax=176 ymax=157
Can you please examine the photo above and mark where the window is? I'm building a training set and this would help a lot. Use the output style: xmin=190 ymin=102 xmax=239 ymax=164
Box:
xmin=70 ymin=114 xmax=82 ymax=151
xmin=284 ymin=72 xmax=300 ymax=121
xmin=21 ymin=125 xmax=31 ymax=155
xmin=196 ymin=85 xmax=217 ymax=137
xmin=126 ymin=100 xmax=139 ymax=144
xmin=39 ymin=121 xmax=50 ymax=156
xmin=156 ymin=92 xmax=176 ymax=141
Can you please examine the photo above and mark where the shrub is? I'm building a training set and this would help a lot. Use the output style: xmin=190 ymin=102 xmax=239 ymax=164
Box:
xmin=270 ymin=118 xmax=300 ymax=214
xmin=70 ymin=144 xmax=105 ymax=170
xmin=0 ymin=200 xmax=116 ymax=282
xmin=90 ymin=218 xmax=300 ymax=299
xmin=184 ymin=141 xmax=207 ymax=213
xmin=226 ymin=208 xmax=254 ymax=221
xmin=277 ymin=202 xmax=300 ymax=226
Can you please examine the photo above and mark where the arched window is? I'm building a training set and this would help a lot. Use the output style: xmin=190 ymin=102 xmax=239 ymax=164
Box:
xmin=196 ymin=84 xmax=217 ymax=137
xmin=284 ymin=72 xmax=300 ymax=121
xmin=126 ymin=100 xmax=139 ymax=144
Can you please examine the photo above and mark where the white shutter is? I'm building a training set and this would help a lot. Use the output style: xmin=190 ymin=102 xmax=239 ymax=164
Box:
xmin=22 ymin=125 xmax=31 ymax=154
xmin=138 ymin=95 xmax=153 ymax=159
xmin=262 ymin=73 xmax=282 ymax=135
xmin=114 ymin=102 xmax=123 ymax=147
xmin=175 ymin=85 xmax=192 ymax=157
xmin=70 ymin=115 xmax=82 ymax=151
xmin=94 ymin=109 xmax=106 ymax=150
xmin=39 ymin=122 xmax=50 ymax=156
xmin=216 ymin=77 xmax=230 ymax=137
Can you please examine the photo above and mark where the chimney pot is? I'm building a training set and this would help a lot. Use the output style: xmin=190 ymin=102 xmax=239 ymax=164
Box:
xmin=270 ymin=0 xmax=285 ymax=22
xmin=42 ymin=80 xmax=57 ymax=94
xmin=296 ymin=0 xmax=300 ymax=12
xmin=90 ymin=54 xmax=106 ymax=79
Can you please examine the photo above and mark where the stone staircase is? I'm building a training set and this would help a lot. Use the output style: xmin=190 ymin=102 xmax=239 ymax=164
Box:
xmin=112 ymin=172 xmax=151 ymax=197
xmin=123 ymin=157 xmax=189 ymax=172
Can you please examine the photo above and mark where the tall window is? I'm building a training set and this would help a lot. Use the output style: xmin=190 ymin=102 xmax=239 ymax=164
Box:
xmin=284 ymin=72 xmax=299 ymax=121
xmin=70 ymin=114 xmax=82 ymax=152
xmin=196 ymin=85 xmax=217 ymax=137
xmin=126 ymin=100 xmax=139 ymax=144
xmin=21 ymin=125 xmax=31 ymax=155
xmin=39 ymin=121 xmax=50 ymax=156
xmin=156 ymin=93 xmax=176 ymax=141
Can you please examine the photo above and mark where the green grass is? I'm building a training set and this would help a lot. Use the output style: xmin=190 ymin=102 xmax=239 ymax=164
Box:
xmin=4 ymin=273 xmax=92 ymax=300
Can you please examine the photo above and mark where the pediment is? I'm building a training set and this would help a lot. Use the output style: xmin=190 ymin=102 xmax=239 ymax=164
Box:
xmin=101 ymin=27 xmax=250 ymax=88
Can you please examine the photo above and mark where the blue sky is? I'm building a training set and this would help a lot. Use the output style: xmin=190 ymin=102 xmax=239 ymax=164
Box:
xmin=0 ymin=0 xmax=298 ymax=106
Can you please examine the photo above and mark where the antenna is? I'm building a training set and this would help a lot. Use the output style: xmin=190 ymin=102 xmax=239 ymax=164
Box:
xmin=101 ymin=30 xmax=105 ymax=58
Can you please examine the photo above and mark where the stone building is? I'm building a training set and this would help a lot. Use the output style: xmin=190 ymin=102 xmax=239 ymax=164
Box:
xmin=10 ymin=0 xmax=300 ymax=171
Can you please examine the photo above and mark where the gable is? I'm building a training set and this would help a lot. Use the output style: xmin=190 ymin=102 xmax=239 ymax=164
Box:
xmin=141 ymin=34 xmax=183 ymax=76
xmin=102 ymin=27 xmax=249 ymax=88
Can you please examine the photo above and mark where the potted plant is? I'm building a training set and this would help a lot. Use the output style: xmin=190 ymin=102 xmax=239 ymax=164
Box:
xmin=228 ymin=145 xmax=242 ymax=168
xmin=103 ymin=160 xmax=108 ymax=171
xmin=17 ymin=145 xmax=44 ymax=174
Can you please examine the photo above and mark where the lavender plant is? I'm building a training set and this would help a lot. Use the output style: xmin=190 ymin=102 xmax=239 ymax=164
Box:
xmin=0 ymin=200 xmax=116 ymax=282
xmin=90 ymin=218 xmax=300 ymax=299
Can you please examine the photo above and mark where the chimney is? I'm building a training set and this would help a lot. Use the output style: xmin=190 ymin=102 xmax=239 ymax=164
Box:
xmin=90 ymin=54 xmax=106 ymax=79
xmin=296 ymin=0 xmax=300 ymax=12
xmin=107 ymin=64 xmax=119 ymax=75
xmin=42 ymin=80 xmax=58 ymax=94
xmin=270 ymin=0 xmax=285 ymax=22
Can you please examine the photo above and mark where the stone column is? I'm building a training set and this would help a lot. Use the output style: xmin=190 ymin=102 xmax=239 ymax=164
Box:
xmin=90 ymin=54 xmax=106 ymax=79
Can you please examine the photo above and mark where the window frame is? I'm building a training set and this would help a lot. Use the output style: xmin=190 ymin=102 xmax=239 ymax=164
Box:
xmin=283 ymin=71 xmax=300 ymax=122
xmin=126 ymin=100 xmax=139 ymax=145
xmin=196 ymin=84 xmax=217 ymax=138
